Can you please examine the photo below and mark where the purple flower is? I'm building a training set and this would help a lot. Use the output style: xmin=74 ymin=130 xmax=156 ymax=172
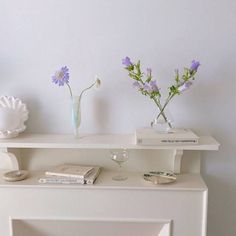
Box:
xmin=143 ymin=81 xmax=159 ymax=93
xmin=143 ymin=83 xmax=152 ymax=93
xmin=149 ymin=80 xmax=159 ymax=92
xmin=52 ymin=66 xmax=69 ymax=86
xmin=178 ymin=81 xmax=193 ymax=93
xmin=190 ymin=60 xmax=200 ymax=72
xmin=122 ymin=57 xmax=133 ymax=67
xmin=133 ymin=81 xmax=142 ymax=89
xmin=147 ymin=68 xmax=152 ymax=77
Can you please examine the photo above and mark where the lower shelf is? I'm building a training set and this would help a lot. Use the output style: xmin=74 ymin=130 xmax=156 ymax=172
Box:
xmin=0 ymin=170 xmax=207 ymax=191
xmin=0 ymin=169 xmax=208 ymax=236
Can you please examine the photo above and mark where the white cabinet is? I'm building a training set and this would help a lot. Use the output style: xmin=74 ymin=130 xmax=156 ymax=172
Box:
xmin=0 ymin=133 xmax=219 ymax=236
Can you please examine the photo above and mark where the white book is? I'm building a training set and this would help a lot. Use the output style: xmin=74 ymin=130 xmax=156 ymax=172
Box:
xmin=84 ymin=167 xmax=101 ymax=184
xmin=39 ymin=167 xmax=101 ymax=185
xmin=45 ymin=164 xmax=94 ymax=179
xmin=39 ymin=176 xmax=85 ymax=184
xmin=135 ymin=128 xmax=199 ymax=145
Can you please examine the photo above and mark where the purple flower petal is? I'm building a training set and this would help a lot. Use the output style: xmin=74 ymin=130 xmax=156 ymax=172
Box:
xmin=149 ymin=80 xmax=159 ymax=92
xmin=122 ymin=57 xmax=133 ymax=67
xmin=52 ymin=66 xmax=70 ymax=86
xmin=178 ymin=81 xmax=193 ymax=93
xmin=133 ymin=81 xmax=142 ymax=89
xmin=190 ymin=60 xmax=200 ymax=72
xmin=143 ymin=83 xmax=152 ymax=93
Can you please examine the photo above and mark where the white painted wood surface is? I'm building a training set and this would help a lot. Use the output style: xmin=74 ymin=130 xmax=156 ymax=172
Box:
xmin=0 ymin=179 xmax=207 ymax=236
xmin=0 ymin=134 xmax=218 ymax=236
xmin=11 ymin=219 xmax=171 ymax=236
xmin=0 ymin=134 xmax=219 ymax=173
xmin=0 ymin=170 xmax=207 ymax=191
xmin=0 ymin=133 xmax=219 ymax=150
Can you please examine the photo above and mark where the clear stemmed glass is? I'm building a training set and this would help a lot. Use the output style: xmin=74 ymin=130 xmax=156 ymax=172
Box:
xmin=110 ymin=149 xmax=129 ymax=181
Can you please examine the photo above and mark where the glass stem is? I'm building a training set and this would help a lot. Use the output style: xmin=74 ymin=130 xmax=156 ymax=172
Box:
xmin=118 ymin=163 xmax=122 ymax=174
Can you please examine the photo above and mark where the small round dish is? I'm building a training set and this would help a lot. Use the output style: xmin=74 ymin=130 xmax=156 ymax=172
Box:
xmin=3 ymin=170 xmax=29 ymax=182
xmin=143 ymin=171 xmax=177 ymax=185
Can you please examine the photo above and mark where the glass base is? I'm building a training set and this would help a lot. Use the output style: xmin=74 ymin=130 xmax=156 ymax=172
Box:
xmin=112 ymin=174 xmax=128 ymax=181
xmin=73 ymin=129 xmax=80 ymax=138
xmin=151 ymin=109 xmax=173 ymax=133
xmin=152 ymin=121 xmax=172 ymax=133
xmin=151 ymin=118 xmax=173 ymax=133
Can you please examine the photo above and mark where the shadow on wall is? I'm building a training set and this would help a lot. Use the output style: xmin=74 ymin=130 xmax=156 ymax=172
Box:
xmin=203 ymin=172 xmax=236 ymax=235
xmin=92 ymin=96 xmax=110 ymax=133
xmin=22 ymin=94 xmax=67 ymax=134
xmin=201 ymin=128 xmax=236 ymax=236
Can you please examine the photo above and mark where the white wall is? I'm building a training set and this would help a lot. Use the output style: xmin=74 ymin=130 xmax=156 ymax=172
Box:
xmin=0 ymin=0 xmax=235 ymax=235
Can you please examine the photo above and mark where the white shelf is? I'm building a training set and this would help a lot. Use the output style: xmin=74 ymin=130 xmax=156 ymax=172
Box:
xmin=0 ymin=133 xmax=215 ymax=236
xmin=0 ymin=170 xmax=207 ymax=191
xmin=0 ymin=133 xmax=219 ymax=150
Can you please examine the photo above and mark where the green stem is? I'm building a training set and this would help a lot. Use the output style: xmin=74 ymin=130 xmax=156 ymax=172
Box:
xmin=66 ymin=83 xmax=73 ymax=98
xmin=129 ymin=67 xmax=173 ymax=128
xmin=152 ymin=97 xmax=172 ymax=128
xmin=155 ymin=93 xmax=175 ymax=121
xmin=79 ymin=82 xmax=96 ymax=98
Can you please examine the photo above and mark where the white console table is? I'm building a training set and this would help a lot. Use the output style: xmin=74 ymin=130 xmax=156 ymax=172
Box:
xmin=0 ymin=133 xmax=219 ymax=236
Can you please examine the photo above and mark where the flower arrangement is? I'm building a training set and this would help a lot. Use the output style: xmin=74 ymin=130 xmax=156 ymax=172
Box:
xmin=51 ymin=66 xmax=101 ymax=137
xmin=52 ymin=66 xmax=101 ymax=99
xmin=122 ymin=57 xmax=200 ymax=130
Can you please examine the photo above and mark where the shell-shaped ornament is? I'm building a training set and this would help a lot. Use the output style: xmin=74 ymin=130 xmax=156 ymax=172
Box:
xmin=0 ymin=96 xmax=29 ymax=138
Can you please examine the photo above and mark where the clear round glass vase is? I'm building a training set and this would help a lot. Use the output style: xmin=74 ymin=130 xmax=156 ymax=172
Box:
xmin=71 ymin=96 xmax=81 ymax=138
xmin=151 ymin=109 xmax=173 ymax=133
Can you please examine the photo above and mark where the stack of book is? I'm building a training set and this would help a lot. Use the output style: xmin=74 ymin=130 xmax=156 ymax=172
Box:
xmin=39 ymin=164 xmax=101 ymax=185
xmin=135 ymin=128 xmax=199 ymax=145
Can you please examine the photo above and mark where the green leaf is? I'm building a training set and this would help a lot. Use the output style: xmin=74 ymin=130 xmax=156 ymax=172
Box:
xmin=174 ymin=70 xmax=179 ymax=83
xmin=136 ymin=61 xmax=141 ymax=75
xmin=146 ymin=76 xmax=152 ymax=83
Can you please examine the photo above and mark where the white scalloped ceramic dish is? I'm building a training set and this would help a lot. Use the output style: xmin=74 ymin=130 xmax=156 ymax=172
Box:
xmin=0 ymin=96 xmax=29 ymax=139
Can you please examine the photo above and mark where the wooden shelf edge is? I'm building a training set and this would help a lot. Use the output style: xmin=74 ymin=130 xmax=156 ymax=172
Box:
xmin=0 ymin=170 xmax=207 ymax=191
xmin=0 ymin=133 xmax=220 ymax=151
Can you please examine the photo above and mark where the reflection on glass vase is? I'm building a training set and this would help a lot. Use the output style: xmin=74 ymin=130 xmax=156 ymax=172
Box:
xmin=151 ymin=108 xmax=173 ymax=133
xmin=71 ymin=96 xmax=81 ymax=138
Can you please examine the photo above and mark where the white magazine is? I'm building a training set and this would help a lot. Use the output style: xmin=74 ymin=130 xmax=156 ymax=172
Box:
xmin=45 ymin=164 xmax=94 ymax=179
xmin=40 ymin=167 xmax=101 ymax=185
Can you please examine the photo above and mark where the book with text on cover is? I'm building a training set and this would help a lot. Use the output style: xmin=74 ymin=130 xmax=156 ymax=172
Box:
xmin=135 ymin=128 xmax=199 ymax=145
xmin=45 ymin=164 xmax=94 ymax=179
xmin=39 ymin=166 xmax=101 ymax=185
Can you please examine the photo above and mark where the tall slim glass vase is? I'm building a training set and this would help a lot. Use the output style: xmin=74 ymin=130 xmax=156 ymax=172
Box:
xmin=71 ymin=96 xmax=81 ymax=138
